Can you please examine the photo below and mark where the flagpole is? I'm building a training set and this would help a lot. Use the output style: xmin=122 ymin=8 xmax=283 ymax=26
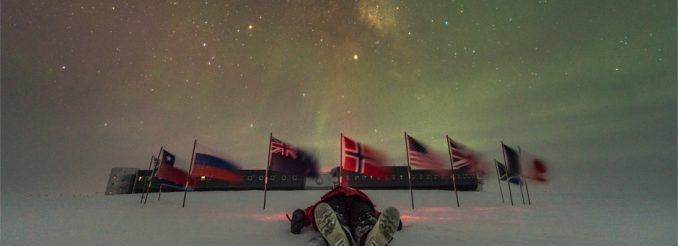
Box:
xmin=140 ymin=155 xmax=156 ymax=204
xmin=518 ymin=146 xmax=532 ymax=205
xmin=144 ymin=147 xmax=163 ymax=205
xmin=182 ymin=140 xmax=197 ymax=208
xmin=263 ymin=133 xmax=273 ymax=210
xmin=157 ymin=184 xmax=163 ymax=200
xmin=446 ymin=135 xmax=460 ymax=208
xmin=131 ymin=162 xmax=139 ymax=195
xmin=501 ymin=142 xmax=514 ymax=206
xmin=404 ymin=132 xmax=415 ymax=209
xmin=339 ymin=133 xmax=343 ymax=187
xmin=494 ymin=160 xmax=505 ymax=203
xmin=143 ymin=156 xmax=157 ymax=204
xmin=518 ymin=156 xmax=525 ymax=205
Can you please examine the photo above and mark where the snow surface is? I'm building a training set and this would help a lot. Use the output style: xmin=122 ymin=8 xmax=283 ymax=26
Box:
xmin=2 ymin=189 xmax=676 ymax=245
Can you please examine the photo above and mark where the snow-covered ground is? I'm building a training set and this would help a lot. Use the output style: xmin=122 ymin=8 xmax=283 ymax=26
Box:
xmin=2 ymin=188 xmax=675 ymax=245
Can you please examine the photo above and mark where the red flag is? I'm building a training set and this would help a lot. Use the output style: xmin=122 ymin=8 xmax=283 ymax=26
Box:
xmin=521 ymin=151 xmax=549 ymax=183
xmin=156 ymin=164 xmax=197 ymax=187
xmin=342 ymin=135 xmax=390 ymax=178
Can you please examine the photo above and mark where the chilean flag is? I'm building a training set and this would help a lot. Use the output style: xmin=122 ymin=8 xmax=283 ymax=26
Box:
xmin=191 ymin=144 xmax=242 ymax=183
xmin=342 ymin=135 xmax=390 ymax=178
xmin=155 ymin=150 xmax=198 ymax=187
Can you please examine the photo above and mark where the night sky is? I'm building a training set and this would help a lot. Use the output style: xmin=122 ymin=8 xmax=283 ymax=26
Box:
xmin=2 ymin=1 xmax=675 ymax=195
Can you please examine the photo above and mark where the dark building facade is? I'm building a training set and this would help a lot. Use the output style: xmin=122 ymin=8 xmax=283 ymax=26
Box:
xmin=340 ymin=166 xmax=478 ymax=191
xmin=111 ymin=165 xmax=479 ymax=195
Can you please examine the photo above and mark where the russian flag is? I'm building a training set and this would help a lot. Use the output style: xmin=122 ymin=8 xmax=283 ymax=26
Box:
xmin=191 ymin=144 xmax=242 ymax=183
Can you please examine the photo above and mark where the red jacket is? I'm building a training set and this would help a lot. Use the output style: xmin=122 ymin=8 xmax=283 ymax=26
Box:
xmin=302 ymin=186 xmax=379 ymax=230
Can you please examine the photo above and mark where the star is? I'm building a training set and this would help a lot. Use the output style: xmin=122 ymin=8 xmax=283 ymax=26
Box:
xmin=353 ymin=54 xmax=359 ymax=60
xmin=248 ymin=24 xmax=253 ymax=30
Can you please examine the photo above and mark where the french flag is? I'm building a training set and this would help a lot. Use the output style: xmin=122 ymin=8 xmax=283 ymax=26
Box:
xmin=191 ymin=144 xmax=242 ymax=183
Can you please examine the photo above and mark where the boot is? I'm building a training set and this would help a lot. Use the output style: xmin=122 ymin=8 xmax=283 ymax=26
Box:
xmin=291 ymin=209 xmax=306 ymax=234
xmin=314 ymin=203 xmax=351 ymax=246
xmin=361 ymin=207 xmax=400 ymax=246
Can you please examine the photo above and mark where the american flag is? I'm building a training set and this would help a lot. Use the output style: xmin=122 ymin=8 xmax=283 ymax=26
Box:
xmin=342 ymin=135 xmax=390 ymax=178
xmin=406 ymin=135 xmax=446 ymax=172
xmin=271 ymin=137 xmax=297 ymax=159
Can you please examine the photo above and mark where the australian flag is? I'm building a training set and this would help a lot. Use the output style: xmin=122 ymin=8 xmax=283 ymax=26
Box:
xmin=269 ymin=137 xmax=319 ymax=177
xmin=502 ymin=144 xmax=522 ymax=185
xmin=341 ymin=135 xmax=390 ymax=178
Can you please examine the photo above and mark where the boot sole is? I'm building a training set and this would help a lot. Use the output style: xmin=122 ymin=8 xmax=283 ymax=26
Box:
xmin=314 ymin=203 xmax=350 ymax=246
xmin=363 ymin=207 xmax=400 ymax=246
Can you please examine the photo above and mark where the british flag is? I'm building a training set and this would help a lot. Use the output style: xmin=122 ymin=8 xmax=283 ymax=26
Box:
xmin=342 ymin=135 xmax=390 ymax=178
xmin=271 ymin=137 xmax=297 ymax=159
xmin=406 ymin=135 xmax=446 ymax=174
xmin=448 ymin=137 xmax=485 ymax=177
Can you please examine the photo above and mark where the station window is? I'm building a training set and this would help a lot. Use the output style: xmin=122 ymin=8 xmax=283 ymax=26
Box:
xmin=399 ymin=175 xmax=404 ymax=180
xmin=270 ymin=176 xmax=275 ymax=181
xmin=258 ymin=176 xmax=264 ymax=181
xmin=434 ymin=175 xmax=439 ymax=180
xmin=426 ymin=175 xmax=431 ymax=180
xmin=354 ymin=176 xmax=359 ymax=181
xmin=247 ymin=176 xmax=253 ymax=181
xmin=292 ymin=176 xmax=298 ymax=181
xmin=362 ymin=176 xmax=367 ymax=180
xmin=282 ymin=176 xmax=287 ymax=181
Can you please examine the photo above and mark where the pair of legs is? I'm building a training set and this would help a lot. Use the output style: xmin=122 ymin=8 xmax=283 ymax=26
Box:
xmin=323 ymin=196 xmax=377 ymax=243
xmin=314 ymin=196 xmax=399 ymax=246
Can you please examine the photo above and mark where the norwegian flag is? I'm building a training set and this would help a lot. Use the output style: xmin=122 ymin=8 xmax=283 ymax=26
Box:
xmin=448 ymin=137 xmax=486 ymax=177
xmin=406 ymin=135 xmax=446 ymax=174
xmin=342 ymin=135 xmax=390 ymax=178
xmin=271 ymin=137 xmax=297 ymax=159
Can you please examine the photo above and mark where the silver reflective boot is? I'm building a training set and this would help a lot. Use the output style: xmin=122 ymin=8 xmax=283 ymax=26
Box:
xmin=362 ymin=207 xmax=399 ymax=246
xmin=314 ymin=203 xmax=350 ymax=246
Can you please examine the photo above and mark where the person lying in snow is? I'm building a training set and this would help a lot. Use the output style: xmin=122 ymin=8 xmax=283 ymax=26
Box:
xmin=288 ymin=186 xmax=402 ymax=246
